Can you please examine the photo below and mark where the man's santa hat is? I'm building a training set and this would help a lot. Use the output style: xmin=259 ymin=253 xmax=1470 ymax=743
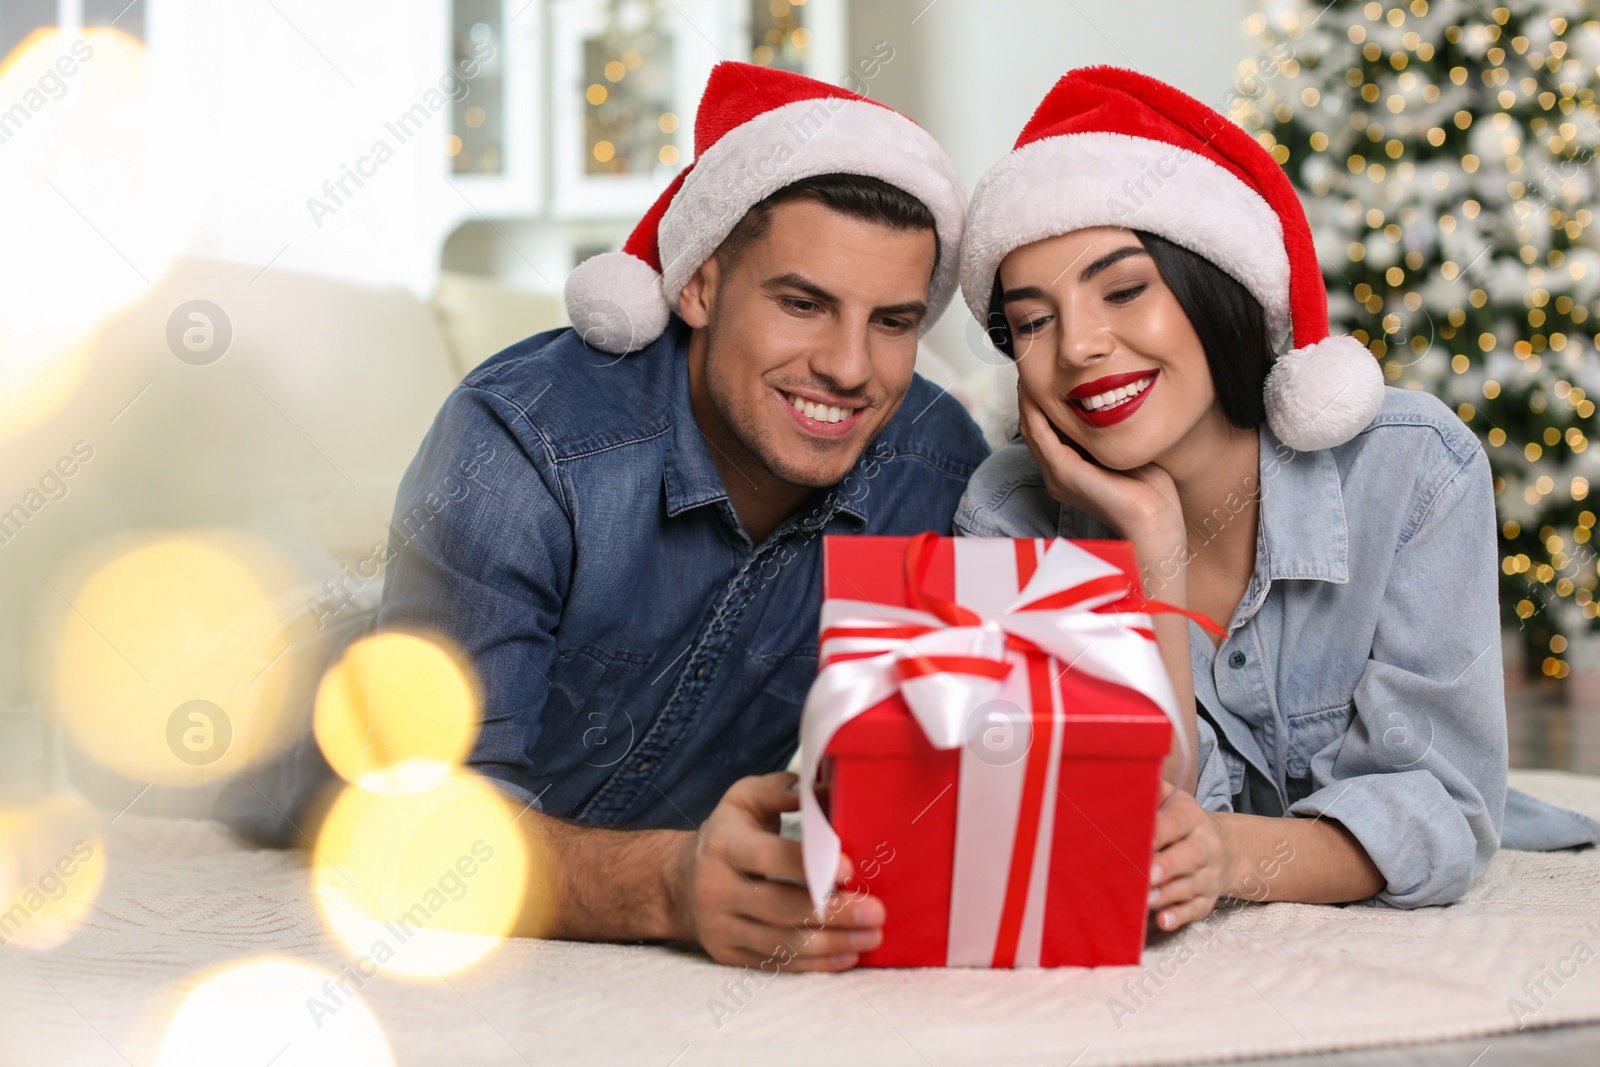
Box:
xmin=564 ymin=62 xmax=966 ymax=355
xmin=961 ymin=66 xmax=1384 ymax=452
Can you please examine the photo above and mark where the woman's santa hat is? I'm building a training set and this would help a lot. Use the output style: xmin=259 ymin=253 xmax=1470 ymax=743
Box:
xmin=565 ymin=61 xmax=966 ymax=355
xmin=961 ymin=66 xmax=1384 ymax=452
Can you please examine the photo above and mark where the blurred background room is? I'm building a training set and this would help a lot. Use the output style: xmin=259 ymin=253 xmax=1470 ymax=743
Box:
xmin=0 ymin=0 xmax=1597 ymax=837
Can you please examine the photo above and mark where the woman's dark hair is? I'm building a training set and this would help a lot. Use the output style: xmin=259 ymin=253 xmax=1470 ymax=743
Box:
xmin=985 ymin=230 xmax=1274 ymax=430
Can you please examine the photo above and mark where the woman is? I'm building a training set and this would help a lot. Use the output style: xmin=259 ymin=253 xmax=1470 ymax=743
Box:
xmin=954 ymin=67 xmax=1600 ymax=933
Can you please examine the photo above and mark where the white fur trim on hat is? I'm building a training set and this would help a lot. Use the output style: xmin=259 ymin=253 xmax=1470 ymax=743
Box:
xmin=562 ymin=251 xmax=671 ymax=356
xmin=656 ymin=98 xmax=966 ymax=331
xmin=961 ymin=132 xmax=1292 ymax=344
xmin=1264 ymin=334 xmax=1385 ymax=451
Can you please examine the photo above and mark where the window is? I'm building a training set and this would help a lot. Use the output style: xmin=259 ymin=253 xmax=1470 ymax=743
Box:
xmin=450 ymin=0 xmax=505 ymax=175
xmin=1 ymin=0 xmax=144 ymax=60
xmin=749 ymin=0 xmax=810 ymax=71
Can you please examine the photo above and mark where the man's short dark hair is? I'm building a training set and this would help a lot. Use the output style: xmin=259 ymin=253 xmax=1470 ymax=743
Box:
xmin=712 ymin=172 xmax=939 ymax=278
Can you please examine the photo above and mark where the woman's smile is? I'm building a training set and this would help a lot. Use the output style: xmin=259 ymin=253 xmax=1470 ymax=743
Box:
xmin=1064 ymin=368 xmax=1159 ymax=428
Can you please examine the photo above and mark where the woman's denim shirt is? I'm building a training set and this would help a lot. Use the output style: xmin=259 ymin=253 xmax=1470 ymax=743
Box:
xmin=956 ymin=387 xmax=1600 ymax=908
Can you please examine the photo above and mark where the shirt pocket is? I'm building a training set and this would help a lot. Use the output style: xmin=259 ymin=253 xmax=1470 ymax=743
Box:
xmin=542 ymin=645 xmax=653 ymax=770
xmin=1285 ymin=701 xmax=1354 ymax=780
xmin=711 ymin=647 xmax=815 ymax=771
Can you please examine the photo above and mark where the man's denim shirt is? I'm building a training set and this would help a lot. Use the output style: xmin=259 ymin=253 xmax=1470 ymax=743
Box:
xmin=956 ymin=387 xmax=1600 ymax=908
xmin=378 ymin=318 xmax=989 ymax=828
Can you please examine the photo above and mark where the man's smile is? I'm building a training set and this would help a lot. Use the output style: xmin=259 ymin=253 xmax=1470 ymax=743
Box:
xmin=774 ymin=387 xmax=867 ymax=439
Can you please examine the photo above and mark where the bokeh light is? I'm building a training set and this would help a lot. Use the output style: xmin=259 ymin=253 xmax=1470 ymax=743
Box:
xmin=311 ymin=771 xmax=540 ymax=979
xmin=0 ymin=793 xmax=105 ymax=951
xmin=0 ymin=28 xmax=197 ymax=437
xmin=157 ymin=956 xmax=393 ymax=1067
xmin=313 ymin=630 xmax=479 ymax=793
xmin=48 ymin=530 xmax=307 ymax=786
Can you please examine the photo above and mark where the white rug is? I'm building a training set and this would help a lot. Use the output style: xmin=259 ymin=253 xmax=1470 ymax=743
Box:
xmin=4 ymin=770 xmax=1599 ymax=1067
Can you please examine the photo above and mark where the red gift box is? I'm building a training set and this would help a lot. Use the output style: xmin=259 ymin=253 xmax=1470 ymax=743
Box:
xmin=798 ymin=533 xmax=1185 ymax=968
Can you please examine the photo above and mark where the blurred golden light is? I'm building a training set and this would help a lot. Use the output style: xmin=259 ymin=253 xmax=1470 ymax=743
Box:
xmin=586 ymin=83 xmax=607 ymax=105
xmin=604 ymin=60 xmax=626 ymax=82
xmin=658 ymin=112 xmax=679 ymax=133
xmin=49 ymin=531 xmax=305 ymax=786
xmin=313 ymin=630 xmax=479 ymax=794
xmin=0 ymin=29 xmax=198 ymax=438
xmin=157 ymin=957 xmax=392 ymax=1067
xmin=0 ymin=793 xmax=104 ymax=951
xmin=443 ymin=134 xmax=462 ymax=156
xmin=659 ymin=144 xmax=680 ymax=166
xmin=312 ymin=772 xmax=542 ymax=979
xmin=593 ymin=140 xmax=615 ymax=163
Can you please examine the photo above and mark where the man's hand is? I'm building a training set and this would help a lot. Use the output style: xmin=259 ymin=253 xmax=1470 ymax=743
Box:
xmin=1148 ymin=782 xmax=1229 ymax=932
xmin=675 ymin=772 xmax=885 ymax=972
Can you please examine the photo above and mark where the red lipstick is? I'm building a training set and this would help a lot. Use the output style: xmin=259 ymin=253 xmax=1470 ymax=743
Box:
xmin=1063 ymin=369 xmax=1158 ymax=429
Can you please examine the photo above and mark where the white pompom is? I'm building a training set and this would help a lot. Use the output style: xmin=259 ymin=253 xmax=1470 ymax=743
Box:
xmin=562 ymin=251 xmax=671 ymax=355
xmin=1264 ymin=335 xmax=1385 ymax=452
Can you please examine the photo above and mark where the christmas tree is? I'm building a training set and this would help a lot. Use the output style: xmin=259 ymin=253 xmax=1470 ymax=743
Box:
xmin=1238 ymin=0 xmax=1600 ymax=682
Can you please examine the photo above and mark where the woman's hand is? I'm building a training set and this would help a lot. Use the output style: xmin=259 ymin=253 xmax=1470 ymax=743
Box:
xmin=1148 ymin=782 xmax=1230 ymax=932
xmin=1016 ymin=384 xmax=1184 ymax=550
xmin=1018 ymin=383 xmax=1200 ymax=787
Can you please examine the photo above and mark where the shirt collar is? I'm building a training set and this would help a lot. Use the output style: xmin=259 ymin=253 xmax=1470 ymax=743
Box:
xmin=1254 ymin=426 xmax=1350 ymax=585
xmin=662 ymin=340 xmax=732 ymax=518
xmin=661 ymin=334 xmax=873 ymax=530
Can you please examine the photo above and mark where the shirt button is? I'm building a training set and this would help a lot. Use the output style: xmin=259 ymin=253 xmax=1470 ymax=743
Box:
xmin=1229 ymin=650 xmax=1247 ymax=669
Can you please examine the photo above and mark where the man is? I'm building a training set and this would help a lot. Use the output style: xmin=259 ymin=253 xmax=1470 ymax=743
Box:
xmin=378 ymin=62 xmax=986 ymax=971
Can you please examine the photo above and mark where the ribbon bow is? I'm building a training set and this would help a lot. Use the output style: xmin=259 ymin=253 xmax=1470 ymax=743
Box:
xmin=799 ymin=533 xmax=1221 ymax=913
